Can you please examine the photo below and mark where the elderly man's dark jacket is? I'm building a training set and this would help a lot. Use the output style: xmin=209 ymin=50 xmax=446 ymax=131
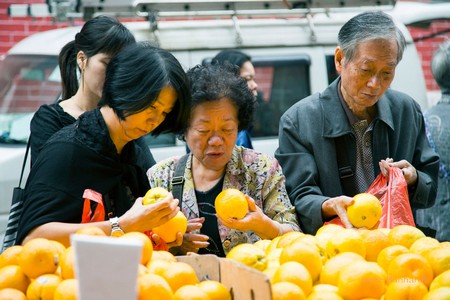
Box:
xmin=275 ymin=78 xmax=439 ymax=234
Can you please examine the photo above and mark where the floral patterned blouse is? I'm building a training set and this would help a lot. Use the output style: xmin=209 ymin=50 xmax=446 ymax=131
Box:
xmin=147 ymin=146 xmax=300 ymax=255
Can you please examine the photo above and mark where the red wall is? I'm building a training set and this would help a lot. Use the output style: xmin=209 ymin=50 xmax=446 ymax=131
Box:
xmin=0 ymin=0 xmax=449 ymax=91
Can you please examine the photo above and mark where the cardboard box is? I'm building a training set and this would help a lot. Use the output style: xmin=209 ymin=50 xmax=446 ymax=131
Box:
xmin=177 ymin=254 xmax=272 ymax=300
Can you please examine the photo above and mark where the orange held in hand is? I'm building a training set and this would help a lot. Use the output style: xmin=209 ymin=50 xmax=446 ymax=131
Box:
xmin=347 ymin=193 xmax=382 ymax=229
xmin=143 ymin=187 xmax=169 ymax=205
xmin=215 ymin=188 xmax=248 ymax=220
xmin=152 ymin=211 xmax=188 ymax=243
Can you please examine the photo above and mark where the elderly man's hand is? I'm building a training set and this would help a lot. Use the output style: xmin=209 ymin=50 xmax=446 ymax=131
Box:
xmin=322 ymin=196 xmax=355 ymax=229
xmin=379 ymin=158 xmax=418 ymax=187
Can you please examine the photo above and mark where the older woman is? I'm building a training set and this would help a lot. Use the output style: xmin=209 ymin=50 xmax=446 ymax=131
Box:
xmin=147 ymin=63 xmax=299 ymax=256
xmin=15 ymin=42 xmax=191 ymax=247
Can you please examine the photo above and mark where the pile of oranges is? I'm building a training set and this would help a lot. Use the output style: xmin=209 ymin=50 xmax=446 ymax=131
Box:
xmin=0 ymin=227 xmax=231 ymax=300
xmin=225 ymin=224 xmax=450 ymax=300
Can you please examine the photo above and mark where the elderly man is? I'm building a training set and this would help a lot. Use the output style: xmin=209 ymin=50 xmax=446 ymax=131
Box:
xmin=275 ymin=11 xmax=439 ymax=234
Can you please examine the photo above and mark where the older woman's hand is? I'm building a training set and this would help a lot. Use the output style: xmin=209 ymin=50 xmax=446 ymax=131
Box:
xmin=119 ymin=192 xmax=179 ymax=233
xmin=173 ymin=217 xmax=209 ymax=255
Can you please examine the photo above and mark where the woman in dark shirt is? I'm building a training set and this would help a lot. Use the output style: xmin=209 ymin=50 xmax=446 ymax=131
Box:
xmin=17 ymin=42 xmax=191 ymax=247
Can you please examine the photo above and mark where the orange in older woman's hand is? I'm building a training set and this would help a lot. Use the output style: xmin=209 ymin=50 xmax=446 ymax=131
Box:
xmin=215 ymin=188 xmax=248 ymax=220
xmin=152 ymin=211 xmax=188 ymax=243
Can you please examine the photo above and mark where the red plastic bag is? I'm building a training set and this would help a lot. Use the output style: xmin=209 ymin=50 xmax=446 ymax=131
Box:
xmin=324 ymin=167 xmax=415 ymax=228
xmin=81 ymin=189 xmax=105 ymax=223
xmin=367 ymin=167 xmax=415 ymax=228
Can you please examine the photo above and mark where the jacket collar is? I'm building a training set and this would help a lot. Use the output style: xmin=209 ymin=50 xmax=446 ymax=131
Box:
xmin=320 ymin=78 xmax=395 ymax=138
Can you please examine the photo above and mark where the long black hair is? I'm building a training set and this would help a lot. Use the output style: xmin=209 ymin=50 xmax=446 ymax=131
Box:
xmin=100 ymin=42 xmax=191 ymax=135
xmin=58 ymin=15 xmax=136 ymax=100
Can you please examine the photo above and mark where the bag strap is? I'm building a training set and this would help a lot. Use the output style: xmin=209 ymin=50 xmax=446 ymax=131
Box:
xmin=171 ymin=154 xmax=189 ymax=208
xmin=18 ymin=137 xmax=31 ymax=188
xmin=335 ymin=136 xmax=358 ymax=196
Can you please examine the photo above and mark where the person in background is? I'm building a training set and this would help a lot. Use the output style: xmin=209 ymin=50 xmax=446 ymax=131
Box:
xmin=30 ymin=15 xmax=156 ymax=169
xmin=148 ymin=63 xmax=299 ymax=257
xmin=16 ymin=42 xmax=191 ymax=247
xmin=211 ymin=49 xmax=258 ymax=149
xmin=415 ymin=40 xmax=450 ymax=242
xmin=275 ymin=11 xmax=439 ymax=235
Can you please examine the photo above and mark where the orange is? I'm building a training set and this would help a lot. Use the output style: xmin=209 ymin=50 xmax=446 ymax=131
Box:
xmin=53 ymin=279 xmax=78 ymax=300
xmin=290 ymin=235 xmax=328 ymax=265
xmin=423 ymin=246 xmax=450 ymax=278
xmin=147 ymin=259 xmax=173 ymax=276
xmin=152 ymin=211 xmax=188 ymax=243
xmin=19 ymin=238 xmax=59 ymax=279
xmin=423 ymin=287 xmax=450 ymax=300
xmin=347 ymin=193 xmax=382 ymax=229
xmin=388 ymin=225 xmax=425 ymax=248
xmin=254 ymin=239 xmax=271 ymax=253
xmin=26 ymin=273 xmax=62 ymax=300
xmin=138 ymin=264 xmax=149 ymax=277
xmin=59 ymin=246 xmax=75 ymax=279
xmin=49 ymin=241 xmax=66 ymax=262
xmin=226 ymin=243 xmax=267 ymax=271
xmin=138 ymin=273 xmax=173 ymax=300
xmin=271 ymin=281 xmax=306 ymax=300
xmin=265 ymin=236 xmax=282 ymax=254
xmin=215 ymin=188 xmax=248 ymax=220
xmin=409 ymin=237 xmax=440 ymax=257
xmin=430 ymin=269 xmax=450 ymax=291
xmin=325 ymin=228 xmax=366 ymax=259
xmin=306 ymin=291 xmax=343 ymax=300
xmin=280 ymin=239 xmax=322 ymax=282
xmin=276 ymin=231 xmax=305 ymax=248
xmin=143 ymin=187 xmax=169 ymax=205
xmin=312 ymin=284 xmax=339 ymax=293
xmin=359 ymin=228 xmax=390 ymax=262
xmin=150 ymin=250 xmax=177 ymax=263
xmin=384 ymin=278 xmax=428 ymax=300
xmin=266 ymin=247 xmax=282 ymax=270
xmin=74 ymin=226 xmax=106 ymax=236
xmin=0 ymin=288 xmax=27 ymax=300
xmin=173 ymin=284 xmax=210 ymax=300
xmin=377 ymin=244 xmax=409 ymax=272
xmin=0 ymin=265 xmax=30 ymax=293
xmin=316 ymin=224 xmax=345 ymax=237
xmin=197 ymin=280 xmax=231 ymax=300
xmin=120 ymin=231 xmax=153 ymax=265
xmin=320 ymin=252 xmax=365 ymax=286
xmin=161 ymin=261 xmax=199 ymax=292
xmin=337 ymin=261 xmax=386 ymax=300
xmin=272 ymin=261 xmax=313 ymax=296
xmin=387 ymin=253 xmax=434 ymax=287
xmin=0 ymin=246 xmax=23 ymax=268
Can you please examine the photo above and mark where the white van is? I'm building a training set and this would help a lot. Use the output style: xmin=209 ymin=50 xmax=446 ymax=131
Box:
xmin=1 ymin=0 xmax=449 ymax=238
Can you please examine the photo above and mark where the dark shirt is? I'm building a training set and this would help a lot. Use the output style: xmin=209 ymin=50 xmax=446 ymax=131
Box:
xmin=16 ymin=108 xmax=150 ymax=244
xmin=196 ymin=176 xmax=226 ymax=257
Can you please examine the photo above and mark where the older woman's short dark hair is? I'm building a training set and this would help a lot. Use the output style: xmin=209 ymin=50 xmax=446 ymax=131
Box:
xmin=100 ymin=42 xmax=191 ymax=135
xmin=186 ymin=62 xmax=256 ymax=132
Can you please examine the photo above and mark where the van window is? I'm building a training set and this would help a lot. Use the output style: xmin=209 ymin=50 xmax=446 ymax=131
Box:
xmin=144 ymin=54 xmax=311 ymax=148
xmin=252 ymin=55 xmax=310 ymax=138
xmin=0 ymin=55 xmax=60 ymax=142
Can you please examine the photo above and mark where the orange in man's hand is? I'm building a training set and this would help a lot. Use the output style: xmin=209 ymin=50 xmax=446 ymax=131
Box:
xmin=215 ymin=188 xmax=248 ymax=220
xmin=347 ymin=193 xmax=382 ymax=229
